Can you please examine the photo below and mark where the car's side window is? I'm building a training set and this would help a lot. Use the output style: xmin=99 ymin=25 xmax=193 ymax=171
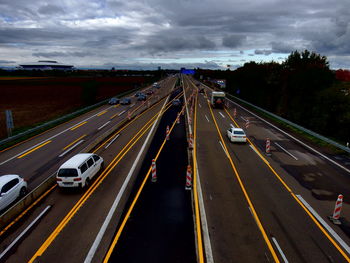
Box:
xmin=80 ymin=163 xmax=88 ymax=174
xmin=93 ymin=155 xmax=100 ymax=162
xmin=87 ymin=158 xmax=94 ymax=167
xmin=1 ymin=179 xmax=19 ymax=194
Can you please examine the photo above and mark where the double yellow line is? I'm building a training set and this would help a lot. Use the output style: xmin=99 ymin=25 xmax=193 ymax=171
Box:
xmin=225 ymin=108 xmax=350 ymax=262
xmin=29 ymin=93 xmax=183 ymax=262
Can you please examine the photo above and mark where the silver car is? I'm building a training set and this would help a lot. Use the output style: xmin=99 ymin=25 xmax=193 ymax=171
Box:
xmin=0 ymin=174 xmax=27 ymax=211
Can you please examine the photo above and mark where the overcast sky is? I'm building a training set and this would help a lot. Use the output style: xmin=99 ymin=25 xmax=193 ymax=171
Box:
xmin=1 ymin=0 xmax=350 ymax=69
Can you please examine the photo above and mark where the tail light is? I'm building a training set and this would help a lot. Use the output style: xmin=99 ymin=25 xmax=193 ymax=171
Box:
xmin=73 ymin=178 xmax=82 ymax=181
xmin=56 ymin=178 xmax=62 ymax=181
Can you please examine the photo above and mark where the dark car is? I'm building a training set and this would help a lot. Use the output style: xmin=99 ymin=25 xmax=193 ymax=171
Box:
xmin=199 ymin=88 xmax=205 ymax=94
xmin=120 ymin=98 xmax=132 ymax=105
xmin=137 ymin=94 xmax=147 ymax=101
xmin=172 ymin=99 xmax=181 ymax=106
xmin=135 ymin=91 xmax=143 ymax=97
xmin=146 ymin=89 xmax=154 ymax=95
xmin=108 ymin=98 xmax=120 ymax=105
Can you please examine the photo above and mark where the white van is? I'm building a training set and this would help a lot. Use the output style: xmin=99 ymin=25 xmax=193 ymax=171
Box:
xmin=56 ymin=153 xmax=104 ymax=188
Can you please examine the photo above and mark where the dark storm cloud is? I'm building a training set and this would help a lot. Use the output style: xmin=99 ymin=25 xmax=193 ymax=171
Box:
xmin=0 ymin=60 xmax=15 ymax=64
xmin=254 ymin=49 xmax=272 ymax=56
xmin=33 ymin=51 xmax=92 ymax=58
xmin=38 ymin=4 xmax=64 ymax=15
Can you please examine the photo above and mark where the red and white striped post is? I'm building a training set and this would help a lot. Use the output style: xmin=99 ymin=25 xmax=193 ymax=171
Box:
xmin=329 ymin=194 xmax=343 ymax=224
xmin=166 ymin=125 xmax=170 ymax=140
xmin=185 ymin=165 xmax=192 ymax=190
xmin=245 ymin=119 xmax=250 ymax=129
xmin=127 ymin=111 xmax=131 ymax=120
xmin=188 ymin=134 xmax=193 ymax=150
xmin=188 ymin=116 xmax=192 ymax=125
xmin=177 ymin=113 xmax=180 ymax=124
xmin=266 ymin=138 xmax=271 ymax=155
xmin=147 ymin=100 xmax=150 ymax=108
xmin=233 ymin=108 xmax=237 ymax=118
xmin=151 ymin=159 xmax=157 ymax=182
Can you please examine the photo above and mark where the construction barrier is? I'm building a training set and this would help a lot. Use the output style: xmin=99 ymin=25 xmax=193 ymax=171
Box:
xmin=329 ymin=194 xmax=343 ymax=224
xmin=188 ymin=134 xmax=193 ymax=150
xmin=151 ymin=159 xmax=157 ymax=182
xmin=245 ymin=119 xmax=250 ymax=129
xmin=234 ymin=108 xmax=237 ymax=118
xmin=177 ymin=113 xmax=180 ymax=124
xmin=185 ymin=165 xmax=192 ymax=190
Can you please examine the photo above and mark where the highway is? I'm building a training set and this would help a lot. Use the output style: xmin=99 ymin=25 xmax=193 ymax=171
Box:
xmin=1 ymin=74 xmax=350 ymax=262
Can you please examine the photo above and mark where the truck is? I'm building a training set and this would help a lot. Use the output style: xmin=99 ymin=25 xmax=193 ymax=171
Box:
xmin=210 ymin=91 xmax=225 ymax=108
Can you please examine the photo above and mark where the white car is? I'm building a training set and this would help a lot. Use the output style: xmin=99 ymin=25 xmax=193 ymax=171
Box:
xmin=56 ymin=153 xmax=104 ymax=188
xmin=227 ymin=127 xmax=247 ymax=143
xmin=0 ymin=174 xmax=27 ymax=211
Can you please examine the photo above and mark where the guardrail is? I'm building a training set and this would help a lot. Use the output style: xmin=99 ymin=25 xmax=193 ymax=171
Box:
xmin=226 ymin=94 xmax=350 ymax=154
xmin=0 ymin=87 xmax=141 ymax=148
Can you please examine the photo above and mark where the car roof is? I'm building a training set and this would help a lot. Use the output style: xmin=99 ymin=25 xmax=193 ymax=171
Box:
xmin=59 ymin=153 xmax=94 ymax=168
xmin=0 ymin=174 xmax=20 ymax=187
xmin=231 ymin=128 xmax=244 ymax=132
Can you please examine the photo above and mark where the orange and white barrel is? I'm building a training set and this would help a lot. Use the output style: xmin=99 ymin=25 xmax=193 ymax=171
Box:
xmin=151 ymin=159 xmax=157 ymax=182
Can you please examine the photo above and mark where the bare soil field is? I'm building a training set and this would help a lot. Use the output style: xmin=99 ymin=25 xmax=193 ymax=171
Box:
xmin=0 ymin=76 xmax=148 ymax=139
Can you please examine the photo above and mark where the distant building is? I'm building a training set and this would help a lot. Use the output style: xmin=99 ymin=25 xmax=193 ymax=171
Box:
xmin=18 ymin=60 xmax=74 ymax=70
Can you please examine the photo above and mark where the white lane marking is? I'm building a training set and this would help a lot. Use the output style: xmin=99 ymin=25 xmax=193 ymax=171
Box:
xmin=118 ymin=110 xmax=126 ymax=116
xmin=130 ymin=103 xmax=135 ymax=108
xmin=0 ymin=106 xmax=115 ymax=166
xmin=105 ymin=134 xmax=120 ymax=149
xmin=249 ymin=145 xmax=269 ymax=164
xmin=274 ymin=142 xmax=298 ymax=161
xmin=199 ymin=103 xmax=202 ymax=108
xmin=205 ymin=115 xmax=210 ymax=122
xmin=241 ymin=116 xmax=247 ymax=122
xmin=195 ymin=159 xmax=214 ymax=263
xmin=248 ymin=207 xmax=259 ymax=226
xmin=97 ymin=121 xmax=111 ymax=131
xmin=0 ymin=205 xmax=51 ymax=260
xmin=84 ymin=90 xmax=172 ymax=263
xmin=229 ymin=99 xmax=350 ymax=174
xmin=230 ymin=124 xmax=235 ymax=128
xmin=219 ymin=141 xmax=229 ymax=158
xmin=296 ymin=195 xmax=350 ymax=254
xmin=272 ymin=237 xmax=289 ymax=263
xmin=58 ymin=140 xmax=85 ymax=158
xmin=219 ymin=112 xmax=225 ymax=118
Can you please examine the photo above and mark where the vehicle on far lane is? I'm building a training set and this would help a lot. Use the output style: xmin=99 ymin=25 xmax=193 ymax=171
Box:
xmin=120 ymin=97 xmax=132 ymax=105
xmin=211 ymin=91 xmax=225 ymax=108
xmin=137 ymin=94 xmax=147 ymax=101
xmin=227 ymin=127 xmax=247 ymax=143
xmin=0 ymin=174 xmax=27 ymax=211
xmin=108 ymin=98 xmax=120 ymax=105
xmin=146 ymin=89 xmax=154 ymax=95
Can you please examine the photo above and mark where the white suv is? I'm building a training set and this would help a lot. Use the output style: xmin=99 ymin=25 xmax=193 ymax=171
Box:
xmin=0 ymin=174 xmax=27 ymax=211
xmin=56 ymin=153 xmax=104 ymax=188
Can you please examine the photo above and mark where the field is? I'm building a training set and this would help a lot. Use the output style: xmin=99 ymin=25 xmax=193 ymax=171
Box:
xmin=0 ymin=76 xmax=148 ymax=139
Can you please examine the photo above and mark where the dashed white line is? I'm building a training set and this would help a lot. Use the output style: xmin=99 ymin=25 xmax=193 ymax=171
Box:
xmin=219 ymin=112 xmax=225 ymax=118
xmin=205 ymin=115 xmax=210 ymax=122
xmin=199 ymin=103 xmax=202 ymax=108
xmin=97 ymin=121 xmax=111 ymax=130
xmin=0 ymin=205 xmax=51 ymax=260
xmin=230 ymin=124 xmax=235 ymax=128
xmin=118 ymin=110 xmax=126 ymax=116
xmin=105 ymin=134 xmax=120 ymax=149
xmin=219 ymin=141 xmax=229 ymax=158
xmin=274 ymin=142 xmax=298 ymax=160
xmin=58 ymin=140 xmax=85 ymax=158
xmin=130 ymin=103 xmax=135 ymax=108
xmin=296 ymin=194 xmax=350 ymax=254
xmin=272 ymin=237 xmax=289 ymax=263
xmin=241 ymin=116 xmax=247 ymax=122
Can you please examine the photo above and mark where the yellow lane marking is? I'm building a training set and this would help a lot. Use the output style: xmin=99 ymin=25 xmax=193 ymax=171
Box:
xmin=70 ymin=121 xmax=88 ymax=131
xmin=205 ymin=93 xmax=280 ymax=262
xmin=110 ymin=112 xmax=120 ymax=119
xmin=193 ymin=91 xmax=205 ymax=263
xmin=62 ymin=134 xmax=87 ymax=150
xmin=114 ymin=105 xmax=120 ymax=108
xmin=225 ymin=108 xmax=350 ymax=262
xmin=29 ymin=94 xmax=180 ymax=262
xmin=97 ymin=110 xmax=107 ymax=116
xmin=0 ymin=185 xmax=57 ymax=237
xmin=103 ymin=99 xmax=188 ymax=262
xmin=17 ymin=140 xmax=52 ymax=159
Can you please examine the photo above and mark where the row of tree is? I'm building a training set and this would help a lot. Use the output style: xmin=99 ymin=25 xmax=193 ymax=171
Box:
xmin=194 ymin=50 xmax=350 ymax=143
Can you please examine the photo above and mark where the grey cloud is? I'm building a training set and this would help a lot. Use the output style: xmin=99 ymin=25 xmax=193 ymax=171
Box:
xmin=254 ymin=49 xmax=272 ymax=55
xmin=32 ymin=51 xmax=92 ymax=58
xmin=222 ymin=35 xmax=246 ymax=48
xmin=38 ymin=4 xmax=64 ymax=15
xmin=0 ymin=60 xmax=15 ymax=64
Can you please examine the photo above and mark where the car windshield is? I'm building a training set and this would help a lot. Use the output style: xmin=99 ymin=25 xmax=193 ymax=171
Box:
xmin=57 ymin=168 xmax=78 ymax=177
xmin=234 ymin=130 xmax=245 ymax=135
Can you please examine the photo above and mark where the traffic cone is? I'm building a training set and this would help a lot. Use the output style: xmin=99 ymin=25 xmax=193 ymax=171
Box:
xmin=188 ymin=134 xmax=193 ymax=150
xmin=328 ymin=194 xmax=343 ymax=225
xmin=185 ymin=165 xmax=192 ymax=190
xmin=266 ymin=138 xmax=271 ymax=156
xmin=127 ymin=111 xmax=131 ymax=120
xmin=177 ymin=113 xmax=180 ymax=124
xmin=151 ymin=159 xmax=157 ymax=182
xmin=166 ymin=125 xmax=170 ymax=140
xmin=234 ymin=108 xmax=237 ymax=118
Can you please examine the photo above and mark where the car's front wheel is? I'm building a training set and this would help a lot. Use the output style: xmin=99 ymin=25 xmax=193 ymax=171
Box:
xmin=19 ymin=187 xmax=27 ymax=197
